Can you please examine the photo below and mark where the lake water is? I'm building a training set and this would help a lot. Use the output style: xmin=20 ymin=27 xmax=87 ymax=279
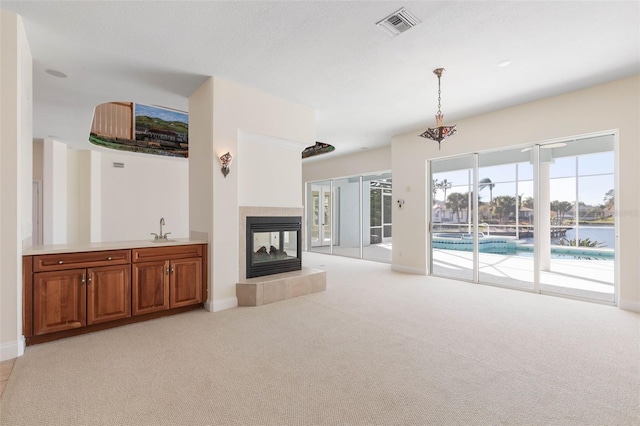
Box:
xmin=524 ymin=226 xmax=615 ymax=248
xmin=560 ymin=226 xmax=615 ymax=248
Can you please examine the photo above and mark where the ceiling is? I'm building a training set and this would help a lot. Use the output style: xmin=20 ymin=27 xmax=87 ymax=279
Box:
xmin=3 ymin=1 xmax=639 ymax=159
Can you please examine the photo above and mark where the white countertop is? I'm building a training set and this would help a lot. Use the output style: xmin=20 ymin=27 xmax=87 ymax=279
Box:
xmin=23 ymin=238 xmax=208 ymax=256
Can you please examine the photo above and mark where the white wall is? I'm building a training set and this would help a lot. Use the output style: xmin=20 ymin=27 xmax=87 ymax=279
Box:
xmin=391 ymin=75 xmax=640 ymax=310
xmin=238 ymin=130 xmax=305 ymax=208
xmin=66 ymin=149 xmax=81 ymax=243
xmin=89 ymin=150 xmax=102 ymax=242
xmin=0 ymin=10 xmax=32 ymax=360
xmin=302 ymin=146 xmax=391 ymax=183
xmin=188 ymin=77 xmax=214 ymax=238
xmin=189 ymin=76 xmax=315 ymax=312
xmin=77 ymin=151 xmax=91 ymax=243
xmin=100 ymin=151 xmax=189 ymax=242
xmin=43 ymin=138 xmax=68 ymax=244
xmin=19 ymin=34 xmax=33 ymax=245
xmin=33 ymin=139 xmax=43 ymax=180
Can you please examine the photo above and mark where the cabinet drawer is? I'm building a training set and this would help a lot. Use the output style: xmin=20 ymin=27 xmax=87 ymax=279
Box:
xmin=34 ymin=250 xmax=131 ymax=272
xmin=132 ymin=244 xmax=203 ymax=263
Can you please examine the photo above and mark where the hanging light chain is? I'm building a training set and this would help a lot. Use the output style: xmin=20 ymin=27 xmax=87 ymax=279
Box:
xmin=418 ymin=67 xmax=457 ymax=148
xmin=436 ymin=74 xmax=442 ymax=116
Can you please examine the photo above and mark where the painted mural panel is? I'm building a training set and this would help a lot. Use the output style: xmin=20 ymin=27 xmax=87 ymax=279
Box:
xmin=89 ymin=102 xmax=189 ymax=158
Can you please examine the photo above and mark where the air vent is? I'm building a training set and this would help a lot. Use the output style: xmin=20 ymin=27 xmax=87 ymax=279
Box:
xmin=113 ymin=162 xmax=125 ymax=168
xmin=376 ymin=8 xmax=421 ymax=37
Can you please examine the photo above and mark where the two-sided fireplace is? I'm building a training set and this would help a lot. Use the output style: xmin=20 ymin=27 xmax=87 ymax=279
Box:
xmin=246 ymin=216 xmax=302 ymax=278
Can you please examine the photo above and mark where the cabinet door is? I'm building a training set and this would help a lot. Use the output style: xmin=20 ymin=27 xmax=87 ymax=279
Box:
xmin=132 ymin=261 xmax=169 ymax=315
xmin=87 ymin=264 xmax=131 ymax=325
xmin=170 ymin=258 xmax=202 ymax=308
xmin=33 ymin=269 xmax=86 ymax=336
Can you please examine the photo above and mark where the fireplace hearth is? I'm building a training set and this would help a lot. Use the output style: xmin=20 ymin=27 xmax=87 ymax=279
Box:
xmin=246 ymin=216 xmax=302 ymax=278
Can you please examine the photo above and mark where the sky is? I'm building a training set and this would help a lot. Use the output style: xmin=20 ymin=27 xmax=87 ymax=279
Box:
xmin=433 ymin=151 xmax=614 ymax=207
xmin=135 ymin=103 xmax=188 ymax=124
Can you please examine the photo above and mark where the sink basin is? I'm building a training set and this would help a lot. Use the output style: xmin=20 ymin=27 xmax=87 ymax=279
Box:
xmin=151 ymin=239 xmax=175 ymax=243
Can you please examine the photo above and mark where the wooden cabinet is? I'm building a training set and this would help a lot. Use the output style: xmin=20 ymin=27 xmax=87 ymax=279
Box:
xmin=34 ymin=249 xmax=131 ymax=272
xmin=132 ymin=260 xmax=170 ymax=315
xmin=31 ymin=251 xmax=131 ymax=336
xmin=24 ymin=244 xmax=207 ymax=345
xmin=170 ymin=257 xmax=202 ymax=308
xmin=33 ymin=268 xmax=86 ymax=335
xmin=87 ymin=264 xmax=131 ymax=325
xmin=132 ymin=245 xmax=204 ymax=313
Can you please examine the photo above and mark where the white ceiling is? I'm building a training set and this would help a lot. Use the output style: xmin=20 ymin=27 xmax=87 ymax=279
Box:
xmin=3 ymin=1 xmax=639 ymax=158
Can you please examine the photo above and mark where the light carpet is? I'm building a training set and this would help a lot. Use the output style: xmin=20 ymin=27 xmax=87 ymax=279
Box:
xmin=1 ymin=252 xmax=638 ymax=425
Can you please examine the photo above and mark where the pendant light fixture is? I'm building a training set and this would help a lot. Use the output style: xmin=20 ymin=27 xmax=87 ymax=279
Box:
xmin=419 ymin=68 xmax=457 ymax=150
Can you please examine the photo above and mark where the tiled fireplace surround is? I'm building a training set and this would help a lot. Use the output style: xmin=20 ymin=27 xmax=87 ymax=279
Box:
xmin=237 ymin=207 xmax=326 ymax=306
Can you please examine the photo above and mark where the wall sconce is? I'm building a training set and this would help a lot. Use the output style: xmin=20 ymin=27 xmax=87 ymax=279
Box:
xmin=219 ymin=152 xmax=232 ymax=178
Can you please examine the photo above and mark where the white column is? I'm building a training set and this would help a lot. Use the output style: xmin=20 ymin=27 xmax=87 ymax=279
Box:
xmin=188 ymin=78 xmax=215 ymax=310
xmin=76 ymin=150 xmax=101 ymax=243
xmin=89 ymin=150 xmax=102 ymax=242
xmin=0 ymin=10 xmax=32 ymax=360
xmin=539 ymin=161 xmax=551 ymax=271
xmin=43 ymin=138 xmax=68 ymax=244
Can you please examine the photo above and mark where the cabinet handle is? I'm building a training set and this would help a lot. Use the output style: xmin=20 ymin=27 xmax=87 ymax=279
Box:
xmin=82 ymin=275 xmax=86 ymax=284
xmin=166 ymin=267 xmax=170 ymax=274
xmin=170 ymin=267 xmax=174 ymax=273
xmin=107 ymin=256 xmax=112 ymax=261
xmin=58 ymin=260 xmax=63 ymax=265
xmin=87 ymin=275 xmax=92 ymax=283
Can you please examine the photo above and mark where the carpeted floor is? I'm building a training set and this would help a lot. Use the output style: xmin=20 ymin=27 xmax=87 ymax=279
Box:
xmin=1 ymin=252 xmax=638 ymax=425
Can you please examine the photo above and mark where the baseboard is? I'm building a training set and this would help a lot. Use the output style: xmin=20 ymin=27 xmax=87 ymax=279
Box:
xmin=391 ymin=264 xmax=427 ymax=275
xmin=205 ymin=297 xmax=238 ymax=312
xmin=0 ymin=336 xmax=25 ymax=361
xmin=619 ymin=299 xmax=640 ymax=313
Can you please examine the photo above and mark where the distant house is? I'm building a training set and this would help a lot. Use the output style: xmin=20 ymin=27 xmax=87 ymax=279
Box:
xmin=518 ymin=207 xmax=533 ymax=222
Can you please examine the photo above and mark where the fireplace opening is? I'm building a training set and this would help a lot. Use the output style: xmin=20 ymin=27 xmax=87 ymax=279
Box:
xmin=246 ymin=216 xmax=302 ymax=278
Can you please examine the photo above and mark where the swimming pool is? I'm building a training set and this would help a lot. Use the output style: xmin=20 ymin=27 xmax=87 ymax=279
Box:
xmin=432 ymin=234 xmax=614 ymax=259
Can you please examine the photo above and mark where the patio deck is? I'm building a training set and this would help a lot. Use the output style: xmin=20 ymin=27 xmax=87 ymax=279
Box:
xmin=433 ymin=249 xmax=615 ymax=302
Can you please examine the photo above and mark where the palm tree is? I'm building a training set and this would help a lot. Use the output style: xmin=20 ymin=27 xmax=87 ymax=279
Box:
xmin=522 ymin=197 xmax=534 ymax=209
xmin=446 ymin=192 xmax=467 ymax=223
xmin=603 ymin=189 xmax=614 ymax=210
xmin=558 ymin=201 xmax=573 ymax=223
xmin=479 ymin=178 xmax=495 ymax=203
xmin=550 ymin=200 xmax=572 ymax=224
xmin=440 ymin=179 xmax=452 ymax=202
xmin=491 ymin=195 xmax=515 ymax=224
xmin=433 ymin=178 xmax=453 ymax=201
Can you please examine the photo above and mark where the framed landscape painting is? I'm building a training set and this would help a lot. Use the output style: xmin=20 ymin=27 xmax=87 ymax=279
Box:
xmin=134 ymin=104 xmax=189 ymax=157
xmin=89 ymin=102 xmax=189 ymax=158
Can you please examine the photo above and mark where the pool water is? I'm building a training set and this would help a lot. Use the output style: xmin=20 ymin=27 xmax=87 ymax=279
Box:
xmin=432 ymin=235 xmax=614 ymax=260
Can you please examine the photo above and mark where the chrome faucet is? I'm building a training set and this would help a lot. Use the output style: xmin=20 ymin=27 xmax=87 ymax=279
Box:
xmin=151 ymin=217 xmax=171 ymax=240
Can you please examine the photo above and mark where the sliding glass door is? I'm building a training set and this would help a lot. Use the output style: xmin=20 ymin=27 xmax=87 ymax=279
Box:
xmin=363 ymin=173 xmax=393 ymax=262
xmin=430 ymin=155 xmax=475 ymax=282
xmin=477 ymin=146 xmax=535 ymax=290
xmin=306 ymin=172 xmax=393 ymax=263
xmin=429 ymin=134 xmax=616 ymax=304
xmin=540 ymin=136 xmax=615 ymax=302
xmin=309 ymin=181 xmax=332 ymax=251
